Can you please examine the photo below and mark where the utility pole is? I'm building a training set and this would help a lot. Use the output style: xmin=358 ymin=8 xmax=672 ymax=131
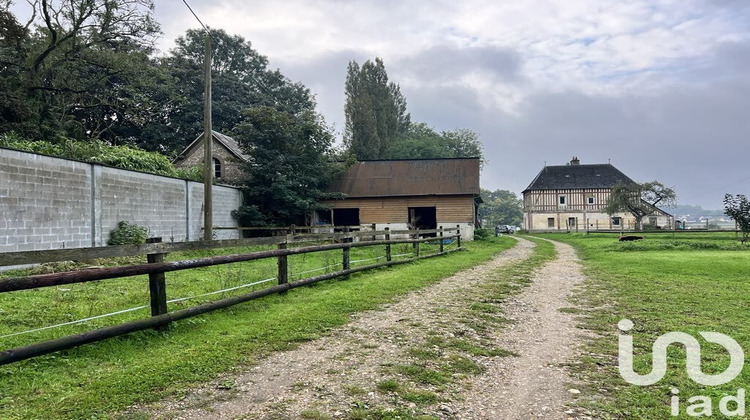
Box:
xmin=202 ymin=33 xmax=213 ymax=241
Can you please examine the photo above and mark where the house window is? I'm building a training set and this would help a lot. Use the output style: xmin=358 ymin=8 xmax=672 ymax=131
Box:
xmin=213 ymin=158 xmax=222 ymax=179
xmin=547 ymin=218 xmax=555 ymax=228
xmin=559 ymin=195 xmax=566 ymax=205
xmin=587 ymin=196 xmax=596 ymax=205
xmin=612 ymin=217 xmax=621 ymax=226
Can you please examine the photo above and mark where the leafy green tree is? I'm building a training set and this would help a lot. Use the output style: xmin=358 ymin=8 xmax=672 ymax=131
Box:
xmin=150 ymin=28 xmax=316 ymax=155
xmin=604 ymin=181 xmax=677 ymax=230
xmin=344 ymin=58 xmax=410 ymax=159
xmin=384 ymin=123 xmax=485 ymax=164
xmin=231 ymin=106 xmax=343 ymax=227
xmin=723 ymin=194 xmax=750 ymax=243
xmin=480 ymin=189 xmax=523 ymax=227
xmin=15 ymin=0 xmax=161 ymax=141
xmin=0 ymin=6 xmax=32 ymax=134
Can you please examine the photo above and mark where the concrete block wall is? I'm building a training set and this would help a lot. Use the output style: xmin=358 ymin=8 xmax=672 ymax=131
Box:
xmin=0 ymin=150 xmax=93 ymax=251
xmin=0 ymin=148 xmax=242 ymax=253
xmin=97 ymin=166 xmax=189 ymax=245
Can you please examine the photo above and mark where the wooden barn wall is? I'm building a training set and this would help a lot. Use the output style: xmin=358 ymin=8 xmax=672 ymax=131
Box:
xmin=323 ymin=196 xmax=475 ymax=224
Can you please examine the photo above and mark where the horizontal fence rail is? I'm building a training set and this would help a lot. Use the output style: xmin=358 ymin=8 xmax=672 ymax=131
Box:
xmin=0 ymin=226 xmax=463 ymax=365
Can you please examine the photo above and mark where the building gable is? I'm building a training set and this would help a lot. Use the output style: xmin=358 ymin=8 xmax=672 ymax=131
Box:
xmin=173 ymin=131 xmax=250 ymax=165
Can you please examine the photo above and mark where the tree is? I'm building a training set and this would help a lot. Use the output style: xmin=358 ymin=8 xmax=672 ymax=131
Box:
xmin=723 ymin=194 xmax=750 ymax=243
xmin=231 ymin=106 xmax=343 ymax=227
xmin=480 ymin=189 xmax=523 ymax=227
xmin=604 ymin=181 xmax=677 ymax=230
xmin=20 ymin=0 xmax=161 ymax=141
xmin=149 ymin=28 xmax=316 ymax=154
xmin=344 ymin=57 xmax=410 ymax=159
xmin=383 ymin=123 xmax=485 ymax=164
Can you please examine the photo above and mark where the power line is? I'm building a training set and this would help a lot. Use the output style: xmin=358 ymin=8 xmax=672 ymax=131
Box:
xmin=181 ymin=0 xmax=210 ymax=34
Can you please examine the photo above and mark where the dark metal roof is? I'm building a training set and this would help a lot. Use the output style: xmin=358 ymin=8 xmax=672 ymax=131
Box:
xmin=523 ymin=163 xmax=636 ymax=192
xmin=328 ymin=158 xmax=480 ymax=198
xmin=174 ymin=130 xmax=250 ymax=163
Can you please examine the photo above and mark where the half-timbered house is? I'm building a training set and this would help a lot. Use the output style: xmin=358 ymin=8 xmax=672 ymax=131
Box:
xmin=522 ymin=157 xmax=673 ymax=232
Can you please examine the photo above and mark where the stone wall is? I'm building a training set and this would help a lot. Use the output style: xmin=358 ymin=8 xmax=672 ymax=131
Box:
xmin=0 ymin=147 xmax=242 ymax=253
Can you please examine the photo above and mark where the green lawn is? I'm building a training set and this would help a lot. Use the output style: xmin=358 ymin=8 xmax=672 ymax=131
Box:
xmin=0 ymin=237 xmax=515 ymax=420
xmin=537 ymin=232 xmax=750 ymax=419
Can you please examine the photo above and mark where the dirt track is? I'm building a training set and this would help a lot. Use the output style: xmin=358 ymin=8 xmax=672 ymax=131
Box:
xmin=129 ymin=238 xmax=587 ymax=419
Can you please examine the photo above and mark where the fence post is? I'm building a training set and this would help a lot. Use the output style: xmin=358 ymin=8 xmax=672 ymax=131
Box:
xmin=290 ymin=224 xmax=296 ymax=237
xmin=385 ymin=227 xmax=392 ymax=262
xmin=277 ymin=239 xmax=288 ymax=293
xmin=413 ymin=239 xmax=420 ymax=257
xmin=146 ymin=237 xmax=168 ymax=331
xmin=456 ymin=224 xmax=462 ymax=248
xmin=439 ymin=226 xmax=444 ymax=253
xmin=342 ymin=227 xmax=352 ymax=279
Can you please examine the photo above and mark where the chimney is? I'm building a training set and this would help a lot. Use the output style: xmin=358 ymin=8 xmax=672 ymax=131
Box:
xmin=570 ymin=156 xmax=580 ymax=165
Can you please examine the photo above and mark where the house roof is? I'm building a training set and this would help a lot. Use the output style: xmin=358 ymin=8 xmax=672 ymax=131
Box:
xmin=523 ymin=163 xmax=637 ymax=193
xmin=174 ymin=131 xmax=250 ymax=163
xmin=328 ymin=158 xmax=481 ymax=198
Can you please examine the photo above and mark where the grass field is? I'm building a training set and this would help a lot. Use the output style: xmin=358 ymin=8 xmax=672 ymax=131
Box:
xmin=538 ymin=232 xmax=750 ymax=419
xmin=0 ymin=237 xmax=515 ymax=419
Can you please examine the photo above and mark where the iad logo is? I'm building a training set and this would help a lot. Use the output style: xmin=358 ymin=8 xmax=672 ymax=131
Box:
xmin=617 ymin=319 xmax=746 ymax=417
xmin=618 ymin=319 xmax=744 ymax=386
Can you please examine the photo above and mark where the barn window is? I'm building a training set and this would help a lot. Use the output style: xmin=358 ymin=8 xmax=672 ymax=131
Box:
xmin=547 ymin=218 xmax=555 ymax=228
xmin=213 ymin=158 xmax=222 ymax=178
xmin=558 ymin=195 xmax=566 ymax=205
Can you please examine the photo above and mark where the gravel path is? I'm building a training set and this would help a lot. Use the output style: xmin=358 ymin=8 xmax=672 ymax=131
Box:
xmin=129 ymin=238 xmax=586 ymax=420
xmin=455 ymin=239 xmax=586 ymax=420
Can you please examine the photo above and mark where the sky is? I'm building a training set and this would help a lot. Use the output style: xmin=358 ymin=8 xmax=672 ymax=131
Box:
xmin=21 ymin=0 xmax=750 ymax=209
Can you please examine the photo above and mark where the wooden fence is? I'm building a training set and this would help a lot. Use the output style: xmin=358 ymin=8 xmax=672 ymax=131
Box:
xmin=0 ymin=226 xmax=462 ymax=365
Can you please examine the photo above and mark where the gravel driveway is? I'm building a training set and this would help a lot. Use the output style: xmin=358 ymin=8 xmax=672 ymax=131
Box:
xmin=129 ymin=238 xmax=586 ymax=420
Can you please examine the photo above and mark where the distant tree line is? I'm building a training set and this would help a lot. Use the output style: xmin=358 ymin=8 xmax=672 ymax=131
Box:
xmin=479 ymin=189 xmax=523 ymax=227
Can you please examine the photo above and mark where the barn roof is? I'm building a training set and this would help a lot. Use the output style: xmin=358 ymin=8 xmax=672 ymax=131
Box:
xmin=174 ymin=131 xmax=250 ymax=163
xmin=523 ymin=162 xmax=636 ymax=192
xmin=328 ymin=158 xmax=481 ymax=198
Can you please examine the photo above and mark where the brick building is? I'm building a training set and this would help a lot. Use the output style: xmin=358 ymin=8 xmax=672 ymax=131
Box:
xmin=173 ymin=131 xmax=250 ymax=185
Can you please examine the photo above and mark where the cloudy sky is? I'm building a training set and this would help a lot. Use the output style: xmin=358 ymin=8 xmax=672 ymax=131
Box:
xmin=153 ymin=2 xmax=750 ymax=208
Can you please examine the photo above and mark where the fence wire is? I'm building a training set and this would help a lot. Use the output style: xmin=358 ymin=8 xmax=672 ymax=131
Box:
xmin=1 ymin=235 xmax=446 ymax=343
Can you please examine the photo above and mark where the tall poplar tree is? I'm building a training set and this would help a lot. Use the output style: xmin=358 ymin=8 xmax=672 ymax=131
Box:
xmin=344 ymin=58 xmax=410 ymax=159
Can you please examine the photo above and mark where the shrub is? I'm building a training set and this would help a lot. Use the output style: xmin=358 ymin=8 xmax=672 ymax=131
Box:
xmin=108 ymin=221 xmax=149 ymax=245
xmin=0 ymin=133 xmax=186 ymax=179
xmin=474 ymin=228 xmax=493 ymax=241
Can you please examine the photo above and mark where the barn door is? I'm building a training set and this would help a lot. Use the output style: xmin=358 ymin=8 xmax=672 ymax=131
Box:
xmin=408 ymin=207 xmax=437 ymax=232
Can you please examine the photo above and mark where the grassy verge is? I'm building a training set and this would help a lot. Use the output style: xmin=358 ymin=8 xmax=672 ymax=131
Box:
xmin=536 ymin=232 xmax=750 ymax=419
xmin=0 ymin=237 xmax=511 ymax=419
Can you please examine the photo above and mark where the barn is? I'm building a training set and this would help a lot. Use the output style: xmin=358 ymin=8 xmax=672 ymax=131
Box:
xmin=319 ymin=158 xmax=481 ymax=240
